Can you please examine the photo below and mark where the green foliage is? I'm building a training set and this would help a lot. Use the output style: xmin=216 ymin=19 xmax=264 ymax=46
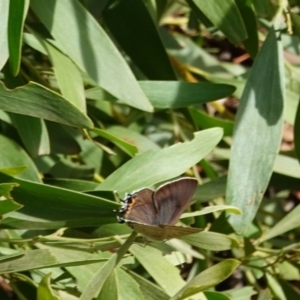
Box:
xmin=0 ymin=0 xmax=299 ymax=299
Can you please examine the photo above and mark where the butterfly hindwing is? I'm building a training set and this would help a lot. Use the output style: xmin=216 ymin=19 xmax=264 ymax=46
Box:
xmin=129 ymin=222 xmax=201 ymax=241
xmin=154 ymin=178 xmax=198 ymax=225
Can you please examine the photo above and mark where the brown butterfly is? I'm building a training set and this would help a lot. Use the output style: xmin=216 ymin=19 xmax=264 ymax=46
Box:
xmin=116 ymin=178 xmax=201 ymax=240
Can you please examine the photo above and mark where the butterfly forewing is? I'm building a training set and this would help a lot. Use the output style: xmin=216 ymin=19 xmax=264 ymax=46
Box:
xmin=121 ymin=188 xmax=158 ymax=224
xmin=154 ymin=178 xmax=198 ymax=225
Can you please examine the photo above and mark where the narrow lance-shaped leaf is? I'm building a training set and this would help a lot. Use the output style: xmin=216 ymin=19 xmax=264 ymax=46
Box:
xmin=30 ymin=0 xmax=153 ymax=112
xmin=226 ymin=28 xmax=284 ymax=234
xmin=8 ymin=0 xmax=29 ymax=75
xmin=188 ymin=0 xmax=247 ymax=45
xmin=171 ymin=259 xmax=241 ymax=299
xmin=97 ymin=128 xmax=223 ymax=195
xmin=0 ymin=1 xmax=9 ymax=69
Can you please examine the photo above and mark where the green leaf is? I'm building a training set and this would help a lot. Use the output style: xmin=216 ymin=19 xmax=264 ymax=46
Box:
xmin=0 ymin=135 xmax=41 ymax=182
xmin=0 ymin=166 xmax=28 ymax=176
xmin=203 ymin=291 xmax=231 ymax=300
xmin=0 ymin=1 xmax=9 ymax=70
xmin=44 ymin=40 xmax=86 ymax=113
xmin=91 ymin=128 xmax=138 ymax=157
xmin=180 ymin=231 xmax=238 ymax=251
xmin=97 ymin=128 xmax=223 ymax=195
xmin=115 ymin=268 xmax=144 ymax=300
xmin=11 ymin=114 xmax=50 ymax=156
xmin=235 ymin=0 xmax=259 ymax=58
xmin=0 ymin=172 xmax=118 ymax=230
xmin=257 ymin=289 xmax=272 ymax=300
xmin=0 ymin=186 xmax=23 ymax=215
xmin=273 ymin=155 xmax=300 ymax=179
xmin=80 ymin=232 xmax=137 ymax=300
xmin=226 ymin=28 xmax=284 ymax=234
xmin=225 ymin=286 xmax=257 ymax=300
xmin=266 ymin=273 xmax=286 ymax=300
xmin=0 ymin=247 xmax=110 ymax=274
xmin=43 ymin=178 xmax=98 ymax=192
xmin=128 ymin=270 xmax=169 ymax=300
xmin=252 ymin=0 xmax=282 ymax=20
xmin=294 ymin=99 xmax=300 ymax=164
xmin=106 ymin=126 xmax=160 ymax=152
xmin=0 ymin=81 xmax=93 ymax=129
xmin=97 ymin=270 xmax=118 ymax=300
xmin=37 ymin=273 xmax=60 ymax=300
xmin=103 ymin=0 xmax=176 ymax=80
xmin=189 ymin=108 xmax=234 ymax=136
xmin=8 ymin=0 xmax=29 ymax=75
xmin=172 ymin=259 xmax=241 ymax=299
xmin=260 ymin=204 xmax=300 ymax=242
xmin=188 ymin=0 xmax=247 ymax=45
xmin=86 ymin=81 xmax=235 ymax=109
xmin=0 ymin=182 xmax=18 ymax=196
xmin=30 ymin=0 xmax=153 ymax=112
xmin=181 ymin=205 xmax=241 ymax=219
xmin=129 ymin=244 xmax=185 ymax=297
xmin=194 ymin=176 xmax=227 ymax=203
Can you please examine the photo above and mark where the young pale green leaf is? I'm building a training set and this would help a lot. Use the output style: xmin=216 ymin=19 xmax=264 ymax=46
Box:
xmin=0 ymin=1 xmax=9 ymax=69
xmin=260 ymin=204 xmax=300 ymax=242
xmin=8 ymin=0 xmax=29 ymax=75
xmin=273 ymin=155 xmax=300 ymax=179
xmin=30 ymin=0 xmax=153 ymax=112
xmin=106 ymin=126 xmax=160 ymax=152
xmin=172 ymin=259 xmax=241 ymax=300
xmin=97 ymin=128 xmax=223 ymax=195
xmin=37 ymin=273 xmax=60 ymax=300
xmin=226 ymin=28 xmax=284 ymax=234
xmin=180 ymin=231 xmax=238 ymax=251
xmin=188 ymin=0 xmax=247 ymax=45
xmin=0 ymin=247 xmax=110 ymax=274
xmin=266 ymin=273 xmax=285 ymax=300
xmin=0 ymin=135 xmax=41 ymax=182
xmin=0 ymin=166 xmax=28 ymax=176
xmin=91 ymin=128 xmax=138 ymax=157
xmin=0 ymin=82 xmax=93 ymax=128
xmin=44 ymin=41 xmax=86 ymax=113
xmin=129 ymin=244 xmax=185 ymax=297
xmin=225 ymin=286 xmax=257 ymax=300
xmin=181 ymin=205 xmax=241 ymax=219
